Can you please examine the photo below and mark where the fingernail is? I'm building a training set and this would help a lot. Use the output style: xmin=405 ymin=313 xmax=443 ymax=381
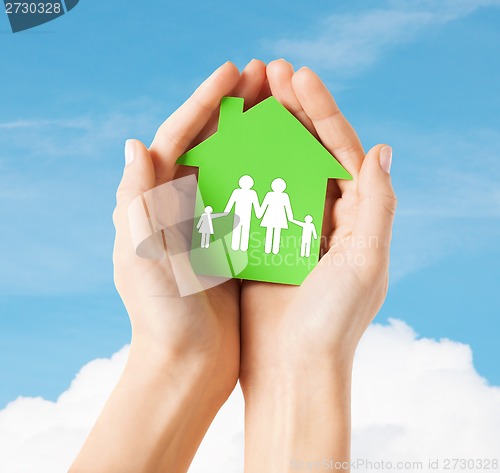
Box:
xmin=215 ymin=61 xmax=229 ymax=72
xmin=125 ymin=139 xmax=135 ymax=166
xmin=379 ymin=145 xmax=392 ymax=174
xmin=212 ymin=61 xmax=233 ymax=76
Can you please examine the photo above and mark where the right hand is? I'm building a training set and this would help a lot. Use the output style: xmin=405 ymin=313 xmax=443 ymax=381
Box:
xmin=240 ymin=59 xmax=397 ymax=388
xmin=112 ymin=60 xmax=267 ymax=397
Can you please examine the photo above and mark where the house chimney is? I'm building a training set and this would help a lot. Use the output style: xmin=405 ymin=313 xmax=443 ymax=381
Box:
xmin=218 ymin=97 xmax=244 ymax=132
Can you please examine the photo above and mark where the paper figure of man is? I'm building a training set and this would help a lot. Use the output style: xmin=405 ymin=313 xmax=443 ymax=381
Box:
xmin=224 ymin=175 xmax=261 ymax=252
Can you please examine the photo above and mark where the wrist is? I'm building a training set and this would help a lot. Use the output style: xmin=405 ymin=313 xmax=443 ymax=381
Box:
xmin=127 ymin=335 xmax=238 ymax=402
xmin=241 ymin=360 xmax=353 ymax=405
xmin=241 ymin=363 xmax=353 ymax=473
xmin=72 ymin=335 xmax=235 ymax=473
xmin=240 ymin=339 xmax=355 ymax=395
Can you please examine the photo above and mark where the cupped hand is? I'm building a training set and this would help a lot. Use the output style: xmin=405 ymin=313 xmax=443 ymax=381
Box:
xmin=240 ymin=60 xmax=397 ymax=386
xmin=113 ymin=60 xmax=267 ymax=395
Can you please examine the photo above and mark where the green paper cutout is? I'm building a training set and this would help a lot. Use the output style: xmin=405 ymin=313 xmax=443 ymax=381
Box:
xmin=176 ymin=96 xmax=352 ymax=285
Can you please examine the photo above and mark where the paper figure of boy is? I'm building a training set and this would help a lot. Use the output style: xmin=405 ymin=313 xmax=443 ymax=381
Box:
xmin=292 ymin=215 xmax=318 ymax=258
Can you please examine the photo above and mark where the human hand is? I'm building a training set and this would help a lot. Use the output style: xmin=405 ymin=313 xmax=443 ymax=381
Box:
xmin=239 ymin=59 xmax=397 ymax=471
xmin=241 ymin=59 xmax=397 ymax=376
xmin=113 ymin=60 xmax=267 ymax=386
xmin=72 ymin=60 xmax=269 ymax=473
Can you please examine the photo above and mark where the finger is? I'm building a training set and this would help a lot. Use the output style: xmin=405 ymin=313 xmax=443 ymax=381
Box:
xmin=266 ymin=59 xmax=316 ymax=134
xmin=254 ymin=78 xmax=272 ymax=104
xmin=352 ymin=145 xmax=397 ymax=266
xmin=292 ymin=67 xmax=364 ymax=191
xmin=115 ymin=139 xmax=156 ymax=211
xmin=193 ymin=59 xmax=267 ymax=146
xmin=232 ymin=59 xmax=267 ymax=109
xmin=267 ymin=59 xmax=337 ymax=247
xmin=113 ymin=140 xmax=156 ymax=249
xmin=321 ymin=180 xmax=341 ymax=249
xmin=150 ymin=61 xmax=240 ymax=183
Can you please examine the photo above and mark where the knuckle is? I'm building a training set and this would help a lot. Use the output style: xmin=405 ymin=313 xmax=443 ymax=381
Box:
xmin=159 ymin=126 xmax=193 ymax=152
xmin=112 ymin=254 xmax=129 ymax=293
xmin=113 ymin=270 xmax=126 ymax=295
xmin=383 ymin=192 xmax=398 ymax=216
xmin=112 ymin=209 xmax=119 ymax=227
xmin=360 ymin=192 xmax=398 ymax=216
xmin=191 ymin=93 xmax=219 ymax=114
xmin=115 ymin=180 xmax=130 ymax=204
xmin=358 ymin=261 xmax=390 ymax=295
xmin=113 ymin=265 xmax=123 ymax=286
xmin=341 ymin=140 xmax=365 ymax=158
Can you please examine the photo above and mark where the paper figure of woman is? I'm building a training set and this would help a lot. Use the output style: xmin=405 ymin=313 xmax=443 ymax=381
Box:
xmin=258 ymin=178 xmax=294 ymax=254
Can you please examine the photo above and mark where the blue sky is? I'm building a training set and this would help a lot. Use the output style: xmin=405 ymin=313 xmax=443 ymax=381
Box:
xmin=1 ymin=0 xmax=499 ymax=407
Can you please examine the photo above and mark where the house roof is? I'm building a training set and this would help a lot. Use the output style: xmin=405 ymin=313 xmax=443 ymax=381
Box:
xmin=176 ymin=96 xmax=352 ymax=181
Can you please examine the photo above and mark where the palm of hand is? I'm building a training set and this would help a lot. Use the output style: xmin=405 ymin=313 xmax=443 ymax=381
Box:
xmin=115 ymin=237 xmax=240 ymax=358
xmin=240 ymin=61 xmax=395 ymax=377
xmin=113 ymin=61 xmax=269 ymax=375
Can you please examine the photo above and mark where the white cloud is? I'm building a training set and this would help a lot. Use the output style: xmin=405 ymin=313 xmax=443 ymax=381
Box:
xmin=1 ymin=320 xmax=499 ymax=472
xmin=351 ymin=320 xmax=500 ymax=468
xmin=0 ymin=348 xmax=129 ymax=473
xmin=271 ymin=0 xmax=500 ymax=75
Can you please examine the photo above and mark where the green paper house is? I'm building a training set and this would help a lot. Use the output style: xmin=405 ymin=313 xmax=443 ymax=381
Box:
xmin=176 ymin=96 xmax=351 ymax=285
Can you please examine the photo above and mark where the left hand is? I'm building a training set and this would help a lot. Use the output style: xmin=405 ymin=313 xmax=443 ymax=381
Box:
xmin=240 ymin=59 xmax=397 ymax=389
xmin=72 ymin=60 xmax=269 ymax=473
xmin=113 ymin=60 xmax=267 ymax=389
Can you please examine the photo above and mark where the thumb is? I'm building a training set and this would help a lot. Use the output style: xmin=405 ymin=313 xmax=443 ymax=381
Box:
xmin=353 ymin=144 xmax=397 ymax=256
xmin=116 ymin=139 xmax=156 ymax=207
xmin=113 ymin=139 xmax=156 ymax=235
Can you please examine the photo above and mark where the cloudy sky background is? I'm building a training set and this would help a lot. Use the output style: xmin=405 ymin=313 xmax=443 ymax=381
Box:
xmin=0 ymin=0 xmax=499 ymax=471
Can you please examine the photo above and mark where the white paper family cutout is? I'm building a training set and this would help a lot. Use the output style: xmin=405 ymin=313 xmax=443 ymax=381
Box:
xmin=196 ymin=175 xmax=317 ymax=258
xmin=176 ymin=96 xmax=352 ymax=285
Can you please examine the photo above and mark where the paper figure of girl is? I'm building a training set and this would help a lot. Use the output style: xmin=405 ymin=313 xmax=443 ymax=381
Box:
xmin=196 ymin=206 xmax=214 ymax=248
xmin=258 ymin=178 xmax=294 ymax=254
